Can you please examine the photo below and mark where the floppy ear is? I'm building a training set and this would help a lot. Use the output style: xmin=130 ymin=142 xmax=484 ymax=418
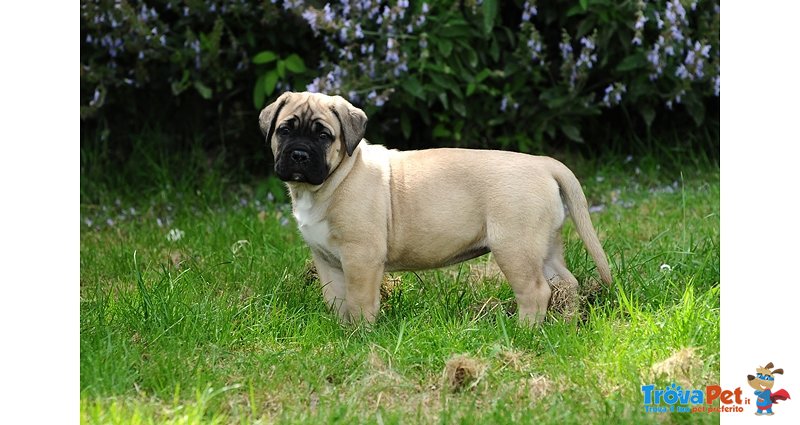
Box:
xmin=772 ymin=368 xmax=784 ymax=375
xmin=330 ymin=96 xmax=368 ymax=156
xmin=259 ymin=92 xmax=293 ymax=142
xmin=765 ymin=362 xmax=774 ymax=369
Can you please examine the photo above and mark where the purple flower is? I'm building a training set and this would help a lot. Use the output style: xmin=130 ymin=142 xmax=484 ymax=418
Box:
xmin=602 ymin=83 xmax=626 ymax=107
xmin=559 ymin=40 xmax=572 ymax=60
xmin=302 ymin=9 xmax=318 ymax=34
xmin=634 ymin=13 xmax=647 ymax=31
xmin=323 ymin=3 xmax=335 ymax=23
xmin=340 ymin=0 xmax=351 ymax=16
xmin=521 ymin=1 xmax=538 ymax=22
xmin=675 ymin=64 xmax=690 ymax=80
xmin=283 ymin=0 xmax=305 ymax=10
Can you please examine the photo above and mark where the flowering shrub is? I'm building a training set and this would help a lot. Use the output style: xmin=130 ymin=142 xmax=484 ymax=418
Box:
xmin=81 ymin=0 xmax=719 ymax=156
xmin=80 ymin=0 xmax=316 ymax=130
xmin=294 ymin=0 xmax=719 ymax=149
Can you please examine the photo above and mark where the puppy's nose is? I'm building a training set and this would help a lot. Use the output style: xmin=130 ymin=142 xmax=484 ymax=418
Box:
xmin=290 ymin=149 xmax=310 ymax=164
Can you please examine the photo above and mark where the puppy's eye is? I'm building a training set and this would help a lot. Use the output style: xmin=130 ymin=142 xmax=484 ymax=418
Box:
xmin=277 ymin=127 xmax=290 ymax=136
xmin=319 ymin=132 xmax=331 ymax=141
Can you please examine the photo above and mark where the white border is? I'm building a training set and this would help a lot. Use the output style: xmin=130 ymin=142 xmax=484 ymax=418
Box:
xmin=0 ymin=2 xmax=77 ymax=422
xmin=722 ymin=1 xmax=799 ymax=423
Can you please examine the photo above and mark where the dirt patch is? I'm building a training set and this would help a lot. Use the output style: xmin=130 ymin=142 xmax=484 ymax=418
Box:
xmin=467 ymin=257 xmax=505 ymax=283
xmin=469 ymin=296 xmax=516 ymax=321
xmin=648 ymin=347 xmax=702 ymax=386
xmin=443 ymin=354 xmax=486 ymax=392
xmin=303 ymin=261 xmax=402 ymax=302
xmin=551 ymin=275 xmax=605 ymax=322
xmin=526 ymin=375 xmax=553 ymax=401
xmin=548 ymin=277 xmax=580 ymax=320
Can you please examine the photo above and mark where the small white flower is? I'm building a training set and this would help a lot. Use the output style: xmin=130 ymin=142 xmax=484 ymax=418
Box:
xmin=167 ymin=228 xmax=185 ymax=242
xmin=660 ymin=263 xmax=672 ymax=272
xmin=231 ymin=240 xmax=250 ymax=255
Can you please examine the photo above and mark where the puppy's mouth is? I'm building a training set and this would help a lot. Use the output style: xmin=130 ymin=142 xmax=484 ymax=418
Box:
xmin=274 ymin=142 xmax=329 ymax=185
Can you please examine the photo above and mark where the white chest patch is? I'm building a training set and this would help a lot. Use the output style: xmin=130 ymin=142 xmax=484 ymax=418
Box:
xmin=293 ymin=192 xmax=336 ymax=256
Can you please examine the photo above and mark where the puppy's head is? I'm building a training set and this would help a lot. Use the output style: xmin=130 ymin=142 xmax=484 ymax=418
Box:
xmin=259 ymin=92 xmax=367 ymax=186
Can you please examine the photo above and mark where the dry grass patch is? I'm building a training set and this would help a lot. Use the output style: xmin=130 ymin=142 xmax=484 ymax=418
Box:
xmin=648 ymin=347 xmax=702 ymax=386
xmin=443 ymin=354 xmax=486 ymax=393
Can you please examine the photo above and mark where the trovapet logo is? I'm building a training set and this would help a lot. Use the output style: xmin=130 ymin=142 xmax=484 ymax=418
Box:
xmin=640 ymin=383 xmax=746 ymax=413
xmin=641 ymin=360 xmax=792 ymax=415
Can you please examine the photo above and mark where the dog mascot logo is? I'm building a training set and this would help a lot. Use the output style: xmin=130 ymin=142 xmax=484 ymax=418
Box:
xmin=747 ymin=362 xmax=791 ymax=415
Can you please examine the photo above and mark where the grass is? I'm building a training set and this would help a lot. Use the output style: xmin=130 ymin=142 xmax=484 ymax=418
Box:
xmin=80 ymin=144 xmax=720 ymax=424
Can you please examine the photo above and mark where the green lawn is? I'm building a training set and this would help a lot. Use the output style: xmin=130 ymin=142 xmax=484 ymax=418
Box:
xmin=80 ymin=153 xmax=720 ymax=424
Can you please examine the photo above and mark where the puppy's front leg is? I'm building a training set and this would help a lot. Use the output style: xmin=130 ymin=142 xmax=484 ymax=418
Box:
xmin=340 ymin=250 xmax=384 ymax=324
xmin=312 ymin=253 xmax=347 ymax=321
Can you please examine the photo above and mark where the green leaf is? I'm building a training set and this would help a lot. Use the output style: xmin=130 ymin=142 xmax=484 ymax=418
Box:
xmin=432 ymin=123 xmax=451 ymax=138
xmin=253 ymin=77 xmax=265 ymax=109
xmin=284 ymin=54 xmax=306 ymax=73
xmin=276 ymin=61 xmax=286 ymax=78
xmin=616 ymin=53 xmax=645 ymax=72
xmin=545 ymin=123 xmax=556 ymax=139
xmin=640 ymin=105 xmax=655 ymax=128
xmin=263 ymin=70 xmax=279 ymax=96
xmin=489 ymin=38 xmax=500 ymax=62
xmin=560 ymin=123 xmax=584 ymax=143
xmin=438 ymin=22 xmax=472 ymax=38
xmin=464 ymin=48 xmax=478 ymax=68
xmin=401 ymin=77 xmax=425 ymax=100
xmin=252 ymin=51 xmax=278 ymax=65
xmin=193 ymin=81 xmax=212 ymax=99
xmin=576 ymin=17 xmax=596 ymax=39
xmin=482 ymin=0 xmax=497 ymax=35
xmin=475 ymin=69 xmax=491 ymax=83
xmin=684 ymin=96 xmax=706 ymax=126
xmin=566 ymin=4 xmax=585 ymax=17
xmin=430 ymin=73 xmax=463 ymax=99
xmin=579 ymin=0 xmax=589 ymax=10
xmin=466 ymin=82 xmax=476 ymax=96
xmin=453 ymin=101 xmax=467 ymax=117
xmin=438 ymin=92 xmax=449 ymax=110
xmin=437 ymin=39 xmax=453 ymax=57
xmin=400 ymin=111 xmax=411 ymax=139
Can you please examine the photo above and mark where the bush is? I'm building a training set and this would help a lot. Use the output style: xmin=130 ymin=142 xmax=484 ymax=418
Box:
xmin=80 ymin=0 xmax=318 ymax=173
xmin=299 ymin=0 xmax=719 ymax=151
xmin=80 ymin=0 xmax=719 ymax=172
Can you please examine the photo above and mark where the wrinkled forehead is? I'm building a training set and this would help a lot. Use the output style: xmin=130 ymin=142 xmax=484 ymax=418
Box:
xmin=277 ymin=94 xmax=337 ymax=132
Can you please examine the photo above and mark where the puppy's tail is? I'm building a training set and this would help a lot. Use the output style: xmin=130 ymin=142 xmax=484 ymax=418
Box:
xmin=551 ymin=162 xmax=613 ymax=285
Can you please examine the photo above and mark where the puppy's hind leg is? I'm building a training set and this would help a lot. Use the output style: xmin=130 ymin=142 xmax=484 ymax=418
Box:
xmin=544 ymin=233 xmax=579 ymax=287
xmin=491 ymin=233 xmax=552 ymax=325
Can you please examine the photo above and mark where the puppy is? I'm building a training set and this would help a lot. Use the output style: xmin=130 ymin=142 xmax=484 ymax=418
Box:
xmin=260 ymin=91 xmax=612 ymax=324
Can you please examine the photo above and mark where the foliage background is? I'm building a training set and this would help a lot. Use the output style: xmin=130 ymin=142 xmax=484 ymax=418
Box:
xmin=80 ymin=0 xmax=719 ymax=197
